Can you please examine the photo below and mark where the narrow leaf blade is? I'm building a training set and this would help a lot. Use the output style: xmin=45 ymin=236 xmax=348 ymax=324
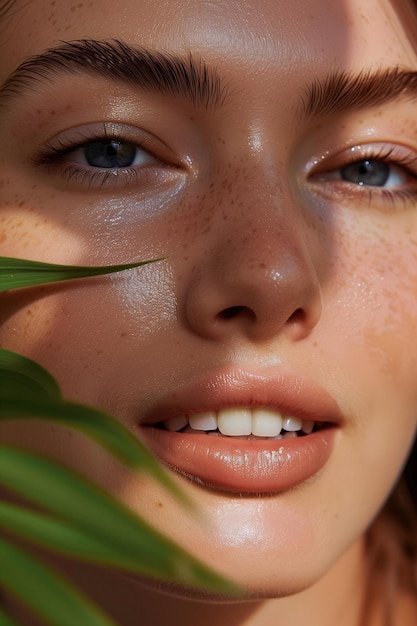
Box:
xmin=0 ymin=348 xmax=61 ymax=399
xmin=0 ymin=537 xmax=117 ymax=626
xmin=0 ymin=256 xmax=164 ymax=292
xmin=0 ymin=446 xmax=239 ymax=593
xmin=0 ymin=348 xmax=187 ymax=503
xmin=0 ymin=607 xmax=19 ymax=626
xmin=0 ymin=393 xmax=186 ymax=503
xmin=0 ymin=501 xmax=163 ymax=575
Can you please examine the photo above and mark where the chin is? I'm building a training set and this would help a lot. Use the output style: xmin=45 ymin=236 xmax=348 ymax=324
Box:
xmin=122 ymin=562 xmax=327 ymax=603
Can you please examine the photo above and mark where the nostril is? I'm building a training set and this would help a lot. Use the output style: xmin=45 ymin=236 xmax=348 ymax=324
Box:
xmin=218 ymin=306 xmax=256 ymax=321
xmin=287 ymin=308 xmax=306 ymax=324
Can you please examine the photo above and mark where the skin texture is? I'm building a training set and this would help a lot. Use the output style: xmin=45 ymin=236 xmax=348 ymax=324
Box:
xmin=1 ymin=0 xmax=417 ymax=624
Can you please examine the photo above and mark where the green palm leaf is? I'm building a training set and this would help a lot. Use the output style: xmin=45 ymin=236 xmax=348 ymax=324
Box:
xmin=0 ymin=537 xmax=117 ymax=626
xmin=0 ymin=349 xmax=188 ymax=506
xmin=0 ymin=451 xmax=235 ymax=592
xmin=0 ymin=347 xmax=60 ymax=399
xmin=0 ymin=256 xmax=239 ymax=624
xmin=0 ymin=606 xmax=20 ymax=626
xmin=0 ymin=256 xmax=164 ymax=291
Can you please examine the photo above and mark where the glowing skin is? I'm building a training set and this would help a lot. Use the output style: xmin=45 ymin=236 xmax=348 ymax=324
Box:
xmin=1 ymin=0 xmax=417 ymax=624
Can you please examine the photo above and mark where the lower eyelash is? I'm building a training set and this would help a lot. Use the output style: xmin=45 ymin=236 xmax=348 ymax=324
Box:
xmin=60 ymin=163 xmax=141 ymax=189
xmin=326 ymin=179 xmax=417 ymax=213
xmin=372 ymin=187 xmax=417 ymax=208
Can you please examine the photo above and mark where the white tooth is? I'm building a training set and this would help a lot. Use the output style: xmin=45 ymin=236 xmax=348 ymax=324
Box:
xmin=251 ymin=408 xmax=283 ymax=437
xmin=183 ymin=426 xmax=205 ymax=434
xmin=282 ymin=416 xmax=303 ymax=432
xmin=302 ymin=420 xmax=314 ymax=434
xmin=283 ymin=431 xmax=298 ymax=439
xmin=163 ymin=416 xmax=188 ymax=431
xmin=217 ymin=408 xmax=252 ymax=436
xmin=189 ymin=411 xmax=217 ymax=431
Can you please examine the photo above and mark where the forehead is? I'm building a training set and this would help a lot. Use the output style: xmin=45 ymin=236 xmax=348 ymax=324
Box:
xmin=1 ymin=0 xmax=416 ymax=85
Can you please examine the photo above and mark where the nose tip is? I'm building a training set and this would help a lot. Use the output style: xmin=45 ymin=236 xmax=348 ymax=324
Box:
xmin=183 ymin=234 xmax=322 ymax=344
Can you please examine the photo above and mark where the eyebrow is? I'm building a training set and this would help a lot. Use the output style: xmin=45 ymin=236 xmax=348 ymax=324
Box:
xmin=0 ymin=38 xmax=227 ymax=109
xmin=301 ymin=66 xmax=417 ymax=118
xmin=1 ymin=40 xmax=416 ymax=121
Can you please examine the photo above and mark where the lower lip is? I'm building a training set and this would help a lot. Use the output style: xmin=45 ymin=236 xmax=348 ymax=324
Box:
xmin=139 ymin=427 xmax=336 ymax=493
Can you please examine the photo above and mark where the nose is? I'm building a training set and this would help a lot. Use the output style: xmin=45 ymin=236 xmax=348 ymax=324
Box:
xmin=183 ymin=185 xmax=323 ymax=344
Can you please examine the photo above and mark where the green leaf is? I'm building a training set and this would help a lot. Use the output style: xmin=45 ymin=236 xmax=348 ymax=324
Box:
xmin=0 ymin=255 xmax=240 ymax=607
xmin=0 ymin=446 xmax=239 ymax=594
xmin=0 ymin=348 xmax=188 ymax=505
xmin=0 ymin=536 xmax=117 ymax=626
xmin=0 ymin=501 xmax=150 ymax=572
xmin=0 ymin=606 xmax=19 ymax=626
xmin=0 ymin=256 xmax=165 ymax=291
xmin=0 ymin=394 xmax=186 ymax=506
xmin=0 ymin=347 xmax=61 ymax=400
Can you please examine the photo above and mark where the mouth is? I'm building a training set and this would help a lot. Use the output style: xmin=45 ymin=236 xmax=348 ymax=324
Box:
xmin=155 ymin=408 xmax=324 ymax=440
xmin=138 ymin=369 xmax=341 ymax=494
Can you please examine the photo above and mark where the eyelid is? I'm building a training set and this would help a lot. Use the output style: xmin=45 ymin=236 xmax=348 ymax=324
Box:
xmin=301 ymin=141 xmax=417 ymax=213
xmin=32 ymin=121 xmax=185 ymax=169
xmin=307 ymin=142 xmax=417 ymax=179
xmin=30 ymin=121 xmax=191 ymax=192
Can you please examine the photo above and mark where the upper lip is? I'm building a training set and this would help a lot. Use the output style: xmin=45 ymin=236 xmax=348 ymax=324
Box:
xmin=140 ymin=367 xmax=343 ymax=426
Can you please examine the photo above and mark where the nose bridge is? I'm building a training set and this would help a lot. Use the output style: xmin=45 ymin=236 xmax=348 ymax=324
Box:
xmin=209 ymin=154 xmax=319 ymax=276
xmin=183 ymin=160 xmax=323 ymax=343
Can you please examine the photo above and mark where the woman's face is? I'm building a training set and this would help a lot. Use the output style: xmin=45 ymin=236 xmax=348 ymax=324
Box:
xmin=1 ymin=0 xmax=417 ymax=597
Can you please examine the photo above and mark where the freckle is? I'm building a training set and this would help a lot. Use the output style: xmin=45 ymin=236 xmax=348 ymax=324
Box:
xmin=120 ymin=332 xmax=127 ymax=338
xmin=158 ymin=502 xmax=163 ymax=508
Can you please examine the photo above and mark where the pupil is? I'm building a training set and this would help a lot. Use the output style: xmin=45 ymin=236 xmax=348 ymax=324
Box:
xmin=341 ymin=159 xmax=389 ymax=186
xmin=106 ymin=144 xmax=118 ymax=157
xmin=84 ymin=140 xmax=136 ymax=168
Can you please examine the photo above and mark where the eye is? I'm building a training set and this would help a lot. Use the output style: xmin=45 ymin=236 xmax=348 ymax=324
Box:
xmin=339 ymin=159 xmax=405 ymax=188
xmin=69 ymin=139 xmax=158 ymax=169
xmin=32 ymin=122 xmax=185 ymax=191
xmin=307 ymin=143 xmax=417 ymax=211
xmin=309 ymin=144 xmax=417 ymax=190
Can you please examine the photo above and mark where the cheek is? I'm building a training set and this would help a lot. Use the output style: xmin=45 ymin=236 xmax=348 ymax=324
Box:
xmin=321 ymin=218 xmax=417 ymax=395
xmin=0 ymin=267 xmax=177 ymax=409
xmin=0 ymin=194 xmax=89 ymax=268
xmin=0 ymin=181 xmax=185 ymax=394
xmin=315 ymin=218 xmax=417 ymax=505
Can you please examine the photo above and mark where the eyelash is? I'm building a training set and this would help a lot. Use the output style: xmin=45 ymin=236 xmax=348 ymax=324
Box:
xmin=310 ymin=145 xmax=417 ymax=209
xmin=34 ymin=130 xmax=417 ymax=212
xmin=32 ymin=127 xmax=166 ymax=189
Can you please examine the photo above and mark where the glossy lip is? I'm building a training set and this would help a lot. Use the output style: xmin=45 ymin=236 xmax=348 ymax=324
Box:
xmin=138 ymin=368 xmax=342 ymax=493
